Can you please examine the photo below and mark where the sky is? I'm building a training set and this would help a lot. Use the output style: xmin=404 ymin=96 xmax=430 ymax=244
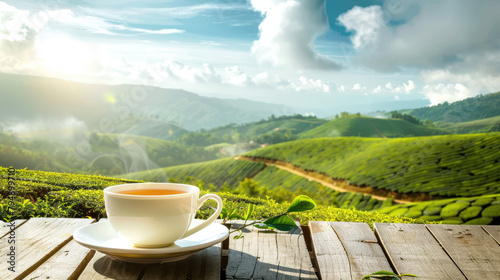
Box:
xmin=1 ymin=0 xmax=500 ymax=115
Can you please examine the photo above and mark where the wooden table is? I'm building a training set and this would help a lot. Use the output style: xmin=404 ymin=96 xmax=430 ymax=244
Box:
xmin=1 ymin=218 xmax=499 ymax=280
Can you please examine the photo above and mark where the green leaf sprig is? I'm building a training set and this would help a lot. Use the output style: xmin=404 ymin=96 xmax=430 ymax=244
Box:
xmin=221 ymin=195 xmax=316 ymax=238
xmin=362 ymin=271 xmax=418 ymax=280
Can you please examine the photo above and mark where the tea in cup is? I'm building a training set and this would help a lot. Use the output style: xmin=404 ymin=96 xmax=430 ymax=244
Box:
xmin=103 ymin=183 xmax=223 ymax=248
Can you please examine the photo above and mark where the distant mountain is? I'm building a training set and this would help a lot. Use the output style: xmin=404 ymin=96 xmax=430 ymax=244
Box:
xmin=407 ymin=92 xmax=500 ymax=123
xmin=208 ymin=115 xmax=327 ymax=138
xmin=299 ymin=116 xmax=449 ymax=138
xmin=0 ymin=73 xmax=295 ymax=132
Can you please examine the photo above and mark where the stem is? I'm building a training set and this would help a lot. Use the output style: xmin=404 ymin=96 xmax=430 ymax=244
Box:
xmin=227 ymin=213 xmax=286 ymax=234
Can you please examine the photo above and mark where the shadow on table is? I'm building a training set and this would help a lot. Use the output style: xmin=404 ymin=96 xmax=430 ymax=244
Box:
xmin=91 ymin=251 xmax=316 ymax=280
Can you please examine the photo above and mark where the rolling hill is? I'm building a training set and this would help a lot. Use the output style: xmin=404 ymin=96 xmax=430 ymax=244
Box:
xmin=243 ymin=134 xmax=500 ymax=198
xmin=0 ymin=131 xmax=218 ymax=175
xmin=120 ymin=158 xmax=265 ymax=187
xmin=208 ymin=115 xmax=327 ymax=138
xmin=299 ymin=116 xmax=449 ymax=138
xmin=437 ymin=115 xmax=500 ymax=134
xmin=407 ymin=91 xmax=500 ymax=123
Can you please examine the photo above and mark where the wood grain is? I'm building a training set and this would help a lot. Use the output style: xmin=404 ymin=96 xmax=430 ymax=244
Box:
xmin=0 ymin=219 xmax=27 ymax=239
xmin=141 ymin=244 xmax=221 ymax=280
xmin=427 ymin=224 xmax=500 ymax=279
xmin=225 ymin=220 xmax=317 ymax=280
xmin=0 ymin=218 xmax=94 ymax=280
xmin=309 ymin=221 xmax=350 ymax=280
xmin=483 ymin=225 xmax=500 ymax=245
xmin=77 ymin=251 xmax=146 ymax=280
xmin=24 ymin=239 xmax=95 ymax=280
xmin=330 ymin=222 xmax=393 ymax=279
xmin=374 ymin=223 xmax=466 ymax=280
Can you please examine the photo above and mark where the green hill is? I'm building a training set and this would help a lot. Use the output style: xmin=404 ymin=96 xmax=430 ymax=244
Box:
xmin=208 ymin=115 xmax=327 ymax=142
xmin=243 ymin=134 xmax=500 ymax=198
xmin=299 ymin=116 xmax=449 ymax=138
xmin=120 ymin=158 xmax=266 ymax=187
xmin=408 ymin=91 xmax=500 ymax=123
xmin=0 ymin=132 xmax=218 ymax=175
xmin=438 ymin=115 xmax=500 ymax=134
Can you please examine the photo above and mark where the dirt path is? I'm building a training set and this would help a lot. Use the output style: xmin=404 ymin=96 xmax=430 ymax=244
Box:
xmin=235 ymin=156 xmax=435 ymax=204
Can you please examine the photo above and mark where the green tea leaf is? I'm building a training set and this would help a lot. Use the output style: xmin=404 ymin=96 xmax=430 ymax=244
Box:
xmin=220 ymin=208 xmax=228 ymax=219
xmin=263 ymin=215 xmax=297 ymax=231
xmin=400 ymin=274 xmax=418 ymax=277
xmin=369 ymin=271 xmax=398 ymax=276
xmin=286 ymin=195 xmax=316 ymax=213
xmin=244 ymin=204 xmax=255 ymax=221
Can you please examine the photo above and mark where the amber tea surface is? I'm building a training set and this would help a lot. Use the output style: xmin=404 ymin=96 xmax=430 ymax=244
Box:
xmin=117 ymin=189 xmax=187 ymax=196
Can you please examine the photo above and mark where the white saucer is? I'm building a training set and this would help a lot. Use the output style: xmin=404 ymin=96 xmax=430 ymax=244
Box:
xmin=73 ymin=219 xmax=229 ymax=263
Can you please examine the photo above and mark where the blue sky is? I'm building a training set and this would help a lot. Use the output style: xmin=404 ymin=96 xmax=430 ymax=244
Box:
xmin=1 ymin=0 xmax=500 ymax=115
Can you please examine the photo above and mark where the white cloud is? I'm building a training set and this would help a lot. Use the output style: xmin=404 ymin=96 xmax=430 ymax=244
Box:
xmin=385 ymin=82 xmax=393 ymax=90
xmin=421 ymin=69 xmax=500 ymax=104
xmin=49 ymin=9 xmax=184 ymax=35
xmin=289 ymin=76 xmax=330 ymax=93
xmin=373 ymin=85 xmax=382 ymax=93
xmin=337 ymin=85 xmax=346 ymax=92
xmin=250 ymin=0 xmax=341 ymax=71
xmin=337 ymin=5 xmax=384 ymax=50
xmin=392 ymin=80 xmax=416 ymax=94
xmin=423 ymin=83 xmax=474 ymax=106
xmin=352 ymin=83 xmax=366 ymax=91
xmin=0 ymin=2 xmax=42 ymax=71
xmin=224 ymin=66 xmax=252 ymax=87
xmin=338 ymin=1 xmax=500 ymax=74
xmin=139 ymin=3 xmax=250 ymax=18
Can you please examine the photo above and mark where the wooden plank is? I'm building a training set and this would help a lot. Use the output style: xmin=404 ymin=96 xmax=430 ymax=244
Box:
xmin=77 ymin=251 xmax=147 ymax=280
xmin=330 ymin=222 xmax=393 ymax=280
xmin=0 ymin=219 xmax=27 ymax=239
xmin=0 ymin=218 xmax=94 ymax=280
xmin=374 ymin=223 xmax=466 ymax=280
xmin=483 ymin=225 xmax=500 ymax=245
xmin=226 ymin=221 xmax=317 ymax=280
xmin=427 ymin=224 xmax=500 ymax=279
xmin=142 ymin=244 xmax=221 ymax=280
xmin=24 ymin=239 xmax=95 ymax=280
xmin=276 ymin=225 xmax=316 ymax=279
xmin=309 ymin=221 xmax=350 ymax=280
xmin=226 ymin=223 xmax=259 ymax=279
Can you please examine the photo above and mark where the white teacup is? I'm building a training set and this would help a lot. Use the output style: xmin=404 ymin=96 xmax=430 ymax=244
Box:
xmin=104 ymin=183 xmax=223 ymax=248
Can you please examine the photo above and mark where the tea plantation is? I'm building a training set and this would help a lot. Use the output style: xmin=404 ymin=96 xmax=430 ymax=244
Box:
xmin=121 ymin=158 xmax=265 ymax=187
xmin=243 ymin=133 xmax=500 ymax=197
xmin=0 ymin=167 xmax=421 ymax=227
xmin=376 ymin=194 xmax=500 ymax=225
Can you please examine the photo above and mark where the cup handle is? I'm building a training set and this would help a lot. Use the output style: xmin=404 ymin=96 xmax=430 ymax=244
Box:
xmin=183 ymin=193 xmax=223 ymax=238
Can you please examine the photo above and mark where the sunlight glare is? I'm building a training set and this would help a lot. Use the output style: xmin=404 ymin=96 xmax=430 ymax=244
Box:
xmin=37 ymin=38 xmax=93 ymax=76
